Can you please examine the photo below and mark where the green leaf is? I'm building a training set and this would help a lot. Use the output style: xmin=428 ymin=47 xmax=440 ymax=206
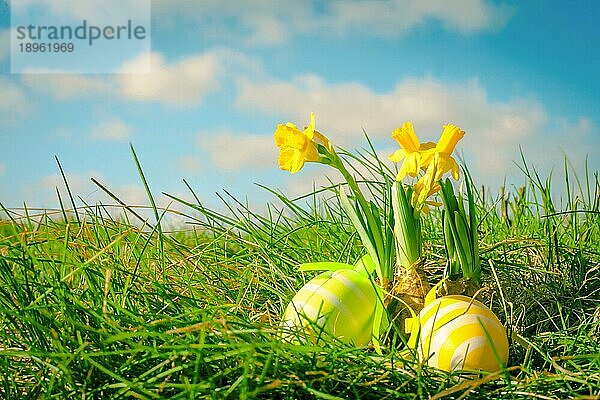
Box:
xmin=457 ymin=187 xmax=467 ymax=220
xmin=339 ymin=188 xmax=382 ymax=279
xmin=354 ymin=254 xmax=377 ymax=276
xmin=369 ymin=200 xmax=386 ymax=269
xmin=442 ymin=210 xmax=459 ymax=279
xmin=391 ymin=182 xmax=420 ymax=269
xmin=465 ymin=170 xmax=481 ymax=283
xmin=383 ymin=205 xmax=395 ymax=278
xmin=440 ymin=178 xmax=458 ymax=214
xmin=299 ymin=262 xmax=353 ymax=272
xmin=454 ymin=210 xmax=473 ymax=279
xmin=371 ymin=283 xmax=388 ymax=355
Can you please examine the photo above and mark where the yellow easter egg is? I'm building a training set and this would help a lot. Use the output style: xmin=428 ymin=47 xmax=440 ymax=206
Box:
xmin=412 ymin=295 xmax=509 ymax=373
xmin=282 ymin=269 xmax=378 ymax=345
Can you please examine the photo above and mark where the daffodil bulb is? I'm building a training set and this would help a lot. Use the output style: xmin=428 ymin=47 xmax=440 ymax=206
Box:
xmin=407 ymin=295 xmax=509 ymax=373
xmin=282 ymin=268 xmax=379 ymax=346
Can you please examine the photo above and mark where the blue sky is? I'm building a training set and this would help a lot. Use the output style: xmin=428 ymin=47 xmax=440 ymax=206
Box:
xmin=1 ymin=1 xmax=599 ymax=215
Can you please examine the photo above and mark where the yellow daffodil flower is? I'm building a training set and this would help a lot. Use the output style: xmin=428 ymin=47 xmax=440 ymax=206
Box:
xmin=274 ymin=112 xmax=332 ymax=173
xmin=423 ymin=124 xmax=465 ymax=181
xmin=411 ymin=160 xmax=442 ymax=213
xmin=389 ymin=122 xmax=465 ymax=211
xmin=388 ymin=122 xmax=435 ymax=181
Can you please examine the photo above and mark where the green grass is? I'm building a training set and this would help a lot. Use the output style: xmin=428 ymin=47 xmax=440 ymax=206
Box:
xmin=0 ymin=150 xmax=599 ymax=399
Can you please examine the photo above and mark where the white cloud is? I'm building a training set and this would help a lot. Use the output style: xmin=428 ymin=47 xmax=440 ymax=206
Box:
xmin=327 ymin=0 xmax=513 ymax=36
xmin=236 ymin=75 xmax=534 ymax=141
xmin=89 ymin=118 xmax=133 ymax=141
xmin=21 ymin=74 xmax=114 ymax=99
xmin=235 ymin=74 xmax=598 ymax=188
xmin=0 ymin=76 xmax=29 ymax=123
xmin=197 ymin=129 xmax=277 ymax=171
xmin=34 ymin=171 xmax=99 ymax=203
xmin=21 ymin=50 xmax=231 ymax=107
xmin=153 ymin=0 xmax=514 ymax=46
xmin=108 ymin=183 xmax=149 ymax=207
xmin=176 ymin=155 xmax=202 ymax=175
xmin=117 ymin=52 xmax=221 ymax=107
xmin=0 ymin=77 xmax=27 ymax=112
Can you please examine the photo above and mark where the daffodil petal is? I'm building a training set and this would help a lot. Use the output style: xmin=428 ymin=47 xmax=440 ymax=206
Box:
xmin=432 ymin=154 xmax=460 ymax=181
xmin=304 ymin=142 xmax=320 ymax=162
xmin=399 ymin=153 xmax=420 ymax=179
xmin=304 ymin=112 xmax=316 ymax=140
xmin=273 ymin=112 xmax=333 ymax=174
xmin=289 ymin=133 xmax=311 ymax=150
xmin=389 ymin=149 xmax=407 ymax=163
xmin=391 ymin=122 xmax=421 ymax=153
xmin=274 ymin=124 xmax=293 ymax=147
xmin=410 ymin=160 xmax=443 ymax=211
xmin=395 ymin=170 xmax=407 ymax=181
xmin=436 ymin=124 xmax=465 ymax=154
xmin=418 ymin=146 xmax=436 ymax=170
xmin=275 ymin=123 xmax=308 ymax=149
xmin=450 ymin=158 xmax=460 ymax=180
xmin=314 ymin=131 xmax=333 ymax=153
xmin=291 ymin=152 xmax=308 ymax=173
xmin=278 ymin=148 xmax=302 ymax=173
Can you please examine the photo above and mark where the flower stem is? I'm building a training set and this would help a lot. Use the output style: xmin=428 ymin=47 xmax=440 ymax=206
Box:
xmin=326 ymin=150 xmax=391 ymax=282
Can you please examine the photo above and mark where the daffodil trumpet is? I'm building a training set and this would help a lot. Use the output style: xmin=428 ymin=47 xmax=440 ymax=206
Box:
xmin=274 ymin=112 xmax=335 ymax=174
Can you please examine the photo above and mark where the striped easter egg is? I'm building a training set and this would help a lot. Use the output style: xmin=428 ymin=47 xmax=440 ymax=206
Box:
xmin=282 ymin=269 xmax=378 ymax=346
xmin=410 ymin=295 xmax=509 ymax=372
